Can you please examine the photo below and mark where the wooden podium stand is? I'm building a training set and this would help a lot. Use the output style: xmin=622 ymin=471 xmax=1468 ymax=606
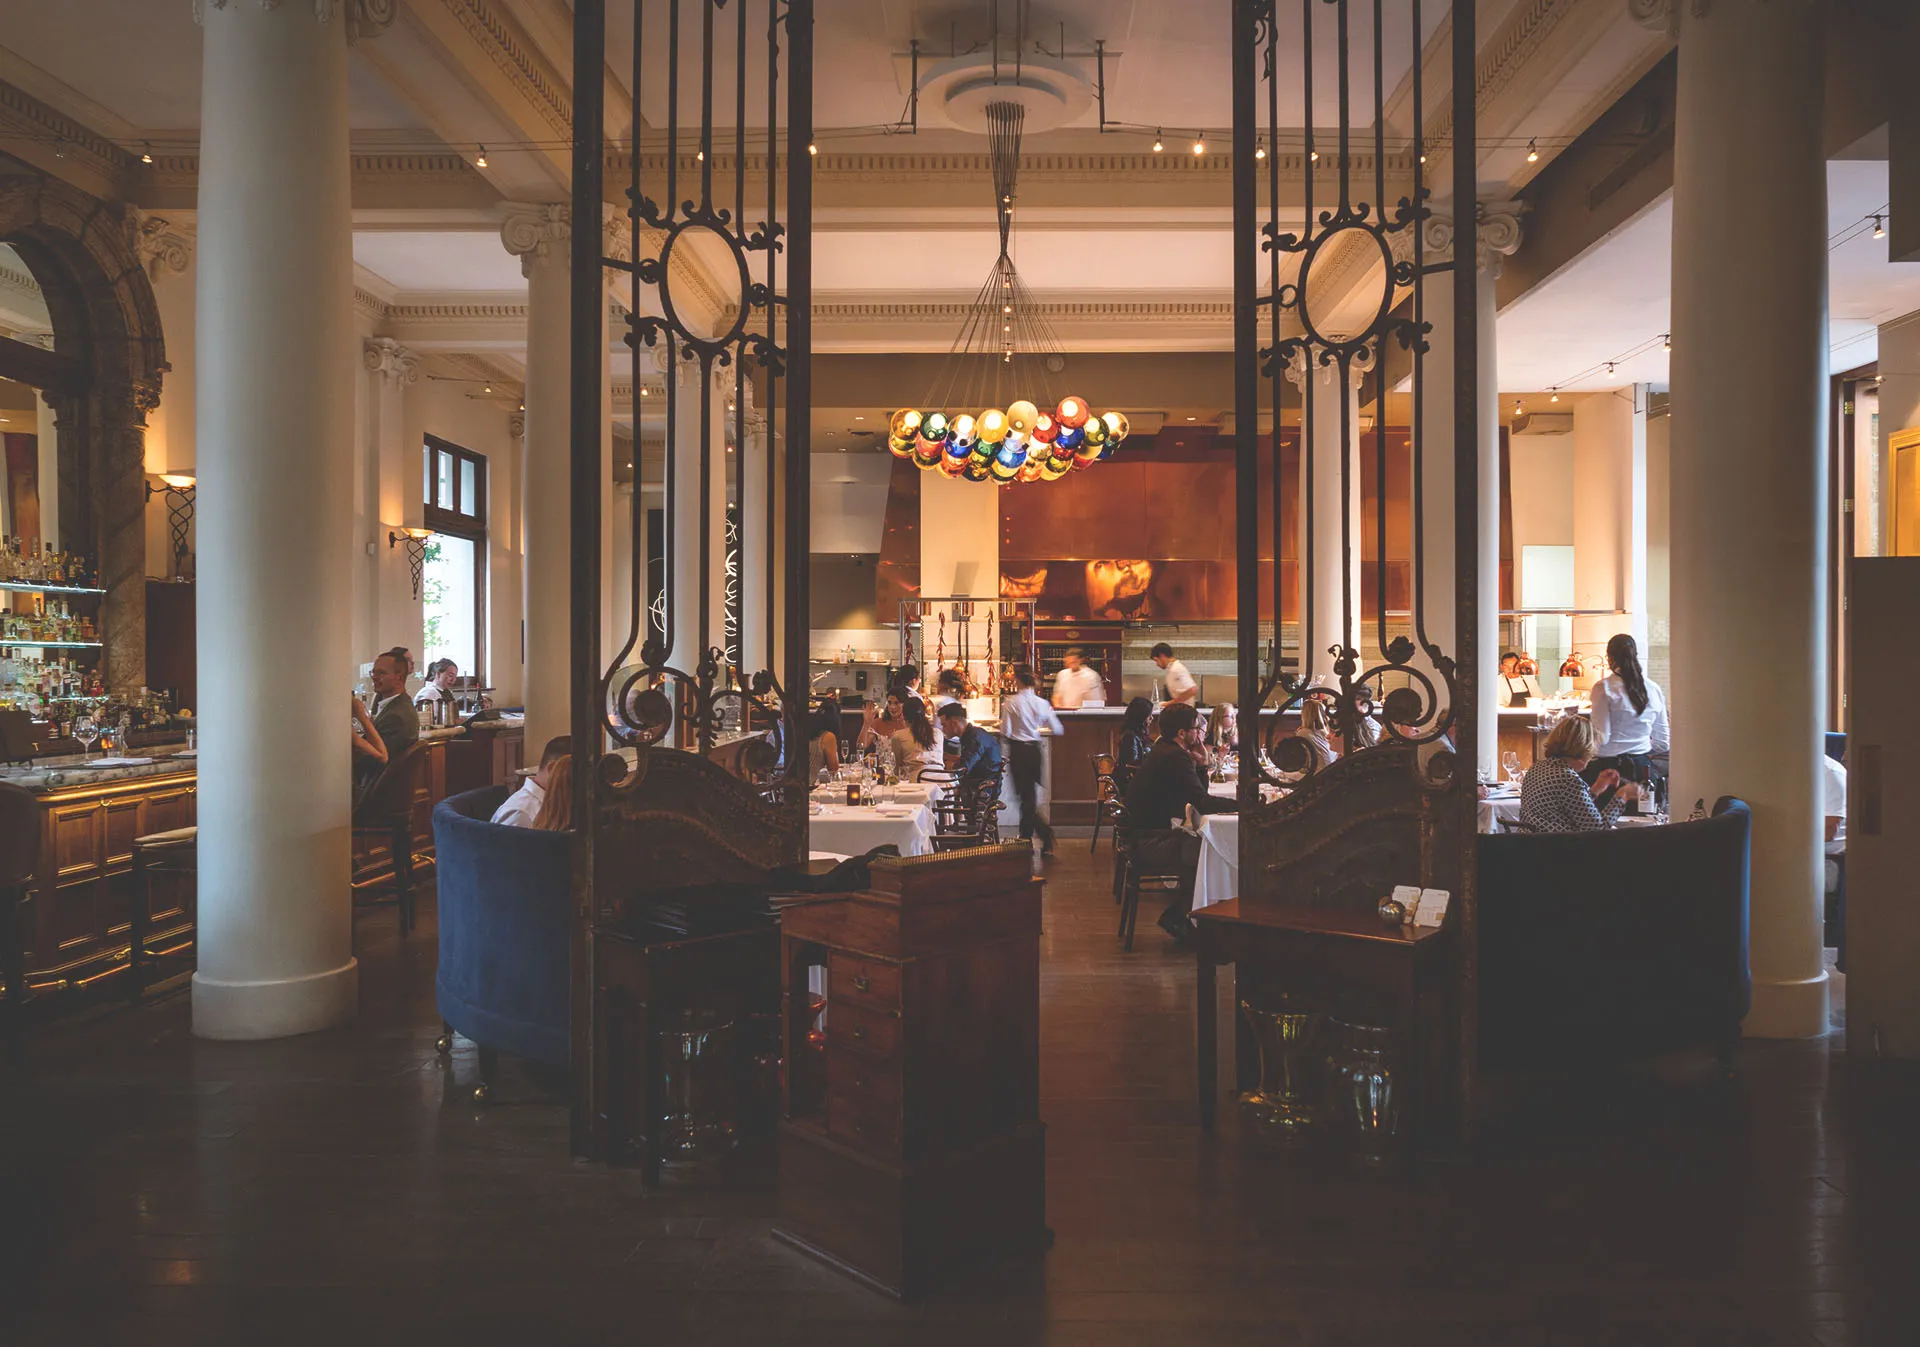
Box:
xmin=773 ymin=844 xmax=1046 ymax=1298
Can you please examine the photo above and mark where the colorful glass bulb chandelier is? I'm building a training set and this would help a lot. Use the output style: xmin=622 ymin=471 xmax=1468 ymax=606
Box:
xmin=887 ymin=101 xmax=1128 ymax=486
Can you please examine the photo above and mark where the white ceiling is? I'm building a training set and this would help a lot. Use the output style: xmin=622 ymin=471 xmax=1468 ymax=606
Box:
xmin=352 ymin=231 xmax=527 ymax=294
xmin=1496 ymin=159 xmax=1920 ymax=393
xmin=0 ymin=0 xmax=430 ymax=134
xmin=609 ymin=0 xmax=1448 ymax=139
xmin=811 ymin=225 xmax=1235 ymax=294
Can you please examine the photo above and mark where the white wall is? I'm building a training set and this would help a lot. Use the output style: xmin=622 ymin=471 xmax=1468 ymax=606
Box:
xmin=811 ymin=452 xmax=891 ymax=554
xmin=400 ymin=379 xmax=524 ymax=704
xmin=1570 ymin=388 xmax=1649 ymax=655
xmin=1508 ymin=429 xmax=1575 ymax=562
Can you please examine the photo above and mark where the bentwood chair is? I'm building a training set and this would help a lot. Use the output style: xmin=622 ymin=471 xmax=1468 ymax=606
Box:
xmin=0 ymin=781 xmax=39 ymax=1053
xmin=352 ymin=741 xmax=431 ymax=936
xmin=931 ymin=776 xmax=1003 ymax=852
xmin=1089 ymin=753 xmax=1118 ymax=854
xmin=1111 ymin=802 xmax=1185 ymax=953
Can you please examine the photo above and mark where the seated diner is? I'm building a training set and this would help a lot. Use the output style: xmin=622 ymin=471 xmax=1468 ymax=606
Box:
xmin=1520 ymin=717 xmax=1638 ymax=833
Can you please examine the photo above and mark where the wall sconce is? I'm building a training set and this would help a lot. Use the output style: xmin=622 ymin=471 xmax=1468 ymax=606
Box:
xmin=144 ymin=472 xmax=197 ymax=581
xmin=389 ymin=527 xmax=433 ymax=600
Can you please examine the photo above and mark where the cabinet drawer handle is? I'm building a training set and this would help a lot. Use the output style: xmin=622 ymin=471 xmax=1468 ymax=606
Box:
xmin=851 ymin=1026 xmax=866 ymax=1041
xmin=851 ymin=976 xmax=871 ymax=992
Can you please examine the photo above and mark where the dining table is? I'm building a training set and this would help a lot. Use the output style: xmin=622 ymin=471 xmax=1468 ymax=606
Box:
xmin=1189 ymin=779 xmax=1284 ymax=911
xmin=806 ymin=780 xmax=941 ymax=858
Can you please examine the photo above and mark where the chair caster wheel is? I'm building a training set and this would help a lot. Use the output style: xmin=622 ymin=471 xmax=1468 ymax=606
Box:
xmin=473 ymin=1082 xmax=490 ymax=1103
xmin=435 ymin=1035 xmax=452 ymax=1055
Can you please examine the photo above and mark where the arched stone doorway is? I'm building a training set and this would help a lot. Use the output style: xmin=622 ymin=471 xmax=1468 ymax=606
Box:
xmin=0 ymin=173 xmax=167 ymax=691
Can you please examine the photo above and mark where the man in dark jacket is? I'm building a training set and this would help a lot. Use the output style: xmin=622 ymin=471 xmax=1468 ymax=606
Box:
xmin=353 ymin=649 xmax=420 ymax=809
xmin=937 ymin=701 xmax=1002 ymax=783
xmin=1122 ymin=702 xmax=1232 ymax=941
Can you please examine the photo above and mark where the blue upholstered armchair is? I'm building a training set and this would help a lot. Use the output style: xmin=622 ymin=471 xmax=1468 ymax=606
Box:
xmin=1477 ymin=797 xmax=1752 ymax=1072
xmin=433 ymin=787 xmax=571 ymax=1096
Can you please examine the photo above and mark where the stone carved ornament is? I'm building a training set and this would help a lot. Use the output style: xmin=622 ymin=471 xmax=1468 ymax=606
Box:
xmin=192 ymin=0 xmax=398 ymax=43
xmin=1388 ymin=202 xmax=1526 ymax=278
xmin=124 ymin=210 xmax=194 ymax=283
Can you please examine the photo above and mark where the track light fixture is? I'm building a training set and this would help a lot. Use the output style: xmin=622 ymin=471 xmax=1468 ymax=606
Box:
xmin=475 ymin=144 xmax=488 ymax=168
xmin=1872 ymin=214 xmax=1887 ymax=240
xmin=1152 ymin=129 xmax=1163 ymax=153
xmin=140 ymin=142 xmax=154 ymax=165
xmin=1526 ymin=138 xmax=1539 ymax=163
xmin=1192 ymin=132 xmax=1206 ymax=156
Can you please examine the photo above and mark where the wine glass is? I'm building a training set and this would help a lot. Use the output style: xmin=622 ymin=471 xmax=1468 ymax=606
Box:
xmin=74 ymin=715 xmax=98 ymax=760
xmin=1501 ymin=751 xmax=1522 ymax=784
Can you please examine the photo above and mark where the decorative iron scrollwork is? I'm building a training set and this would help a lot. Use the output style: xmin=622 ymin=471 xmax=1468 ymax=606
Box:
xmin=1237 ymin=0 xmax=1459 ymax=805
xmin=603 ymin=0 xmax=807 ymax=784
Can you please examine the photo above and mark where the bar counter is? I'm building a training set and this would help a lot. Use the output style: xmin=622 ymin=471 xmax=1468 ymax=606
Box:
xmin=6 ymin=716 xmax=525 ymax=1020
xmin=1044 ymin=707 xmax=1302 ymax=826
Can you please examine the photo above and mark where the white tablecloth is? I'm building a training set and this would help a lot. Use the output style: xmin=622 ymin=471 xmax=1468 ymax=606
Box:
xmin=1478 ymin=791 xmax=1522 ymax=833
xmin=1193 ymin=813 xmax=1237 ymax=911
xmin=808 ymin=802 xmax=936 ymax=858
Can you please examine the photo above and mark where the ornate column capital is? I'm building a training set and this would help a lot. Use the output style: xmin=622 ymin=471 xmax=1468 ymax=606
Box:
xmin=601 ymin=201 xmax=632 ymax=266
xmin=1283 ymin=348 xmax=1373 ymax=389
xmin=508 ymin=411 xmax=526 ymax=440
xmin=500 ymin=202 xmax=571 ymax=278
xmin=1628 ymin=0 xmax=1708 ymax=39
xmin=362 ymin=336 xmax=419 ymax=384
xmin=124 ymin=209 xmax=195 ymax=282
xmin=193 ymin=0 xmax=397 ymax=43
xmin=1396 ymin=200 xmax=1526 ymax=278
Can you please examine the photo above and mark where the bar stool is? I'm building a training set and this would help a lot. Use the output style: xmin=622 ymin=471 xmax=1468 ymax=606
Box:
xmin=351 ymin=741 xmax=430 ymax=936
xmin=0 ymin=781 xmax=39 ymax=1053
xmin=129 ymin=826 xmax=198 ymax=999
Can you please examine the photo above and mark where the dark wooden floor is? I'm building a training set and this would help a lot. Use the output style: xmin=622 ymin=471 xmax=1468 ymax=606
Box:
xmin=3 ymin=846 xmax=1916 ymax=1346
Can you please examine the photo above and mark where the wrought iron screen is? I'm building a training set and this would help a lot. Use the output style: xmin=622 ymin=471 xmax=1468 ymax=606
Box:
xmin=569 ymin=0 xmax=813 ymax=1160
xmin=1230 ymin=0 xmax=1479 ymax=911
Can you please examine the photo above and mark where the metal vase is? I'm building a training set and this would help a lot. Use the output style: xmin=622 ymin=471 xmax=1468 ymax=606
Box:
xmin=1237 ymin=993 xmax=1321 ymax=1145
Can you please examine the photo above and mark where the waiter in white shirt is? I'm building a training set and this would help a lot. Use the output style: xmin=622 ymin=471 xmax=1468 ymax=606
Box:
xmin=1051 ymin=648 xmax=1105 ymax=709
xmin=1151 ymin=643 xmax=1198 ymax=705
xmin=1004 ymin=665 xmax=1064 ymax=856
xmin=490 ymin=734 xmax=570 ymax=827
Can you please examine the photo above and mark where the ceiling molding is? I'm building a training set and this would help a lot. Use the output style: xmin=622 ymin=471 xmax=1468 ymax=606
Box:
xmin=610 ymin=148 xmax=1418 ymax=184
xmin=0 ymin=77 xmax=133 ymax=201
xmin=433 ymin=0 xmax=573 ymax=138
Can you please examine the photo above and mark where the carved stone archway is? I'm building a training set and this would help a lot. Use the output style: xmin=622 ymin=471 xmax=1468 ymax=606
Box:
xmin=0 ymin=173 xmax=167 ymax=691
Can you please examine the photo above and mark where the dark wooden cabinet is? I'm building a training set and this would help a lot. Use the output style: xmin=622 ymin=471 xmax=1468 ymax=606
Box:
xmin=774 ymin=844 xmax=1047 ymax=1298
xmin=21 ymin=768 xmax=197 ymax=1010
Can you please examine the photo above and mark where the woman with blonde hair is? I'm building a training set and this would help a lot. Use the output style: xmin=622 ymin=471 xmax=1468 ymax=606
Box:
xmin=532 ymin=755 xmax=574 ymax=831
xmin=1520 ymin=717 xmax=1635 ymax=832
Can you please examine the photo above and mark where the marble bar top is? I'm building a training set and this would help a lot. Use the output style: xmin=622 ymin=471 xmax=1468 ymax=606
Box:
xmin=0 ymin=746 xmax=196 ymax=793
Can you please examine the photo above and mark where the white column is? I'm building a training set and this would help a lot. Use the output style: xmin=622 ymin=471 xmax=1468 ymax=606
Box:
xmin=34 ymin=393 xmax=57 ymax=549
xmin=502 ymin=204 xmax=572 ymax=755
xmin=362 ymin=338 xmax=421 ymax=663
xmin=664 ymin=351 xmax=729 ymax=674
xmin=1663 ymin=0 xmax=1829 ymax=1038
xmin=739 ymin=400 xmax=772 ymax=676
xmin=192 ymin=0 xmax=373 ymax=1039
xmin=1571 ymin=385 xmax=1649 ymax=657
xmin=1412 ymin=204 xmax=1517 ymax=779
xmin=495 ymin=411 xmax=526 ymax=705
xmin=1288 ymin=354 xmax=1364 ymax=682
